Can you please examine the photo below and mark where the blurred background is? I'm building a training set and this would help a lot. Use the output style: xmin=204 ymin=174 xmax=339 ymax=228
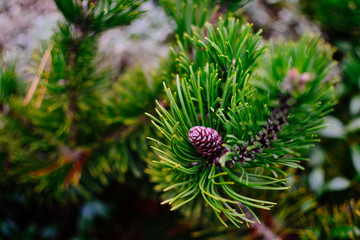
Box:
xmin=0 ymin=0 xmax=359 ymax=239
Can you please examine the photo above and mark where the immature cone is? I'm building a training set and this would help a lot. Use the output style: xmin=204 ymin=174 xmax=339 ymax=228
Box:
xmin=188 ymin=126 xmax=223 ymax=158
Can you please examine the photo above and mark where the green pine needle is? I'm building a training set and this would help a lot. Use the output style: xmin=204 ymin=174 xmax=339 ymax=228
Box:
xmin=147 ymin=17 xmax=338 ymax=227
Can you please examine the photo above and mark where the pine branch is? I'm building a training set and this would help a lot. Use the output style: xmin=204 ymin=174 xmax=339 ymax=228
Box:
xmin=0 ymin=0 xmax=151 ymax=199
xmin=67 ymin=90 xmax=78 ymax=146
xmin=237 ymin=203 xmax=280 ymax=240
xmin=209 ymin=1 xmax=229 ymax=26
xmin=147 ymin=16 xmax=338 ymax=227
xmin=55 ymin=0 xmax=145 ymax=34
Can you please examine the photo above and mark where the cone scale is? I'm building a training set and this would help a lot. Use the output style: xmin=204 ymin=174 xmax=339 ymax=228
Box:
xmin=188 ymin=126 xmax=223 ymax=159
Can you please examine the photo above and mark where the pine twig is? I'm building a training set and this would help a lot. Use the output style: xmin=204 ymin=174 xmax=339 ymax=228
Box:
xmin=210 ymin=1 xmax=229 ymax=26
xmin=237 ymin=202 xmax=281 ymax=240
xmin=63 ymin=147 xmax=91 ymax=188
xmin=67 ymin=90 xmax=78 ymax=146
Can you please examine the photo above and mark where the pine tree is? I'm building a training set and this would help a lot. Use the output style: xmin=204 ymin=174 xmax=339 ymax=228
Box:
xmin=146 ymin=12 xmax=338 ymax=228
xmin=0 ymin=0 xmax=159 ymax=200
xmin=1 ymin=0 xmax=354 ymax=238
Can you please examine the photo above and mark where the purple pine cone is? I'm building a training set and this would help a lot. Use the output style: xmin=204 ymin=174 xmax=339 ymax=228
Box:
xmin=188 ymin=126 xmax=223 ymax=158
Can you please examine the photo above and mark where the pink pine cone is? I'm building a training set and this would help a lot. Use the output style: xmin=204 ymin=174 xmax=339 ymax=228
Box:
xmin=188 ymin=126 xmax=223 ymax=158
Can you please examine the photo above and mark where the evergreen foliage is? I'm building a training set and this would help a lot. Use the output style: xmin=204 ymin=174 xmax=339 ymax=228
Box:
xmin=55 ymin=0 xmax=145 ymax=34
xmin=297 ymin=1 xmax=360 ymax=238
xmin=1 ymin=0 xmax=356 ymax=237
xmin=343 ymin=46 xmax=360 ymax=90
xmin=0 ymin=0 xmax=159 ymax=200
xmin=146 ymin=16 xmax=338 ymax=227
xmin=159 ymin=0 xmax=250 ymax=47
xmin=301 ymin=0 xmax=360 ymax=43
xmin=0 ymin=63 xmax=23 ymax=103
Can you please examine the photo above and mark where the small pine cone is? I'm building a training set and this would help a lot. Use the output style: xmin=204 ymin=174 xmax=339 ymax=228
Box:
xmin=188 ymin=126 xmax=223 ymax=158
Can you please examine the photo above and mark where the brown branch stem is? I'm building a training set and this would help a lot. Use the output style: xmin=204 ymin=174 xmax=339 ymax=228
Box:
xmin=64 ymin=28 xmax=87 ymax=146
xmin=67 ymin=90 xmax=78 ymax=146
xmin=238 ymin=203 xmax=281 ymax=240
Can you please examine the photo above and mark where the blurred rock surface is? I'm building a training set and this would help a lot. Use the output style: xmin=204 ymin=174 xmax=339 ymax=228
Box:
xmin=0 ymin=0 xmax=174 ymax=77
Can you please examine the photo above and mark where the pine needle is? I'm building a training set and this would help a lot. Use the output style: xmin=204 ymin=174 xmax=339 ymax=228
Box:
xmin=23 ymin=44 xmax=53 ymax=106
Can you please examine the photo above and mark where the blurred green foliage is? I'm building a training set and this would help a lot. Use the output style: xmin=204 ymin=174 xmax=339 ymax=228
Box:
xmin=302 ymin=0 xmax=360 ymax=44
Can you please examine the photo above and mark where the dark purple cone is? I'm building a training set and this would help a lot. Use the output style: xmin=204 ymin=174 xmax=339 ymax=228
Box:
xmin=188 ymin=126 xmax=223 ymax=158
